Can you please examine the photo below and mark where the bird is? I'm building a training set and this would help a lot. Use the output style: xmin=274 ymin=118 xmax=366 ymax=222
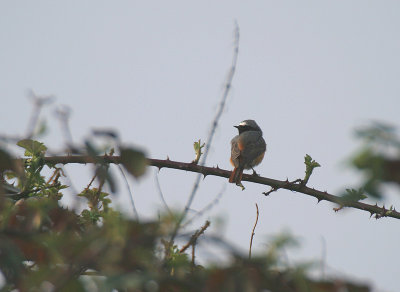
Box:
xmin=229 ymin=119 xmax=267 ymax=186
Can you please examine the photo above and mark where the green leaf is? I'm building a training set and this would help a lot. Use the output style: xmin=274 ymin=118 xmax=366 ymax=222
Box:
xmin=17 ymin=139 xmax=47 ymax=157
xmin=120 ymin=147 xmax=147 ymax=178
xmin=341 ymin=188 xmax=367 ymax=202
xmin=303 ymin=154 xmax=321 ymax=185
xmin=192 ymin=139 xmax=205 ymax=164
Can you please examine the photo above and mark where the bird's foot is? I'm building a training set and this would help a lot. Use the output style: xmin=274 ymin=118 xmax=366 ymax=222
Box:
xmin=236 ymin=182 xmax=245 ymax=191
xmin=251 ymin=168 xmax=259 ymax=176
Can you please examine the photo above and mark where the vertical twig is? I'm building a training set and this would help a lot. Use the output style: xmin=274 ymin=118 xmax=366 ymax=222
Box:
xmin=199 ymin=20 xmax=240 ymax=167
xmin=191 ymin=244 xmax=196 ymax=271
xmin=26 ymin=90 xmax=54 ymax=138
xmin=179 ymin=220 xmax=211 ymax=254
xmin=155 ymin=171 xmax=172 ymax=216
xmin=249 ymin=203 xmax=259 ymax=259
xmin=54 ymin=105 xmax=74 ymax=147
xmin=118 ymin=165 xmax=139 ymax=221
xmin=84 ymin=172 xmax=97 ymax=192
xmin=170 ymin=22 xmax=240 ymax=242
xmin=182 ymin=184 xmax=225 ymax=228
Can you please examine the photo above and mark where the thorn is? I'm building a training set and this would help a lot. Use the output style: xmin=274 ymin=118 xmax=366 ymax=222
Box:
xmin=203 ymin=173 xmax=207 ymax=179
xmin=285 ymin=178 xmax=289 ymax=183
xmin=216 ymin=165 xmax=219 ymax=169
xmin=369 ymin=212 xmax=374 ymax=218
xmin=317 ymin=198 xmax=322 ymax=204
xmin=166 ymin=156 xmax=170 ymax=161
xmin=333 ymin=206 xmax=343 ymax=212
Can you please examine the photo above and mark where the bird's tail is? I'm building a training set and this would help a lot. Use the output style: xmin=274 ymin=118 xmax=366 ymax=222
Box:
xmin=229 ymin=167 xmax=244 ymax=185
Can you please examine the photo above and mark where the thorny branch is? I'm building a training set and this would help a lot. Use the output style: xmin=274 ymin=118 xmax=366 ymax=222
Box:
xmin=36 ymin=155 xmax=400 ymax=220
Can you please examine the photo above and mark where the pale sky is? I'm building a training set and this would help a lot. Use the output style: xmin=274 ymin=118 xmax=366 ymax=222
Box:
xmin=1 ymin=1 xmax=400 ymax=291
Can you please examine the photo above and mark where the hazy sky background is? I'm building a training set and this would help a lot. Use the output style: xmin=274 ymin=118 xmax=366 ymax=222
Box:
xmin=1 ymin=1 xmax=400 ymax=291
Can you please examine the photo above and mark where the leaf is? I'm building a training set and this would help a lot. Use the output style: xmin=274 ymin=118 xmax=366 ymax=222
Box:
xmin=17 ymin=139 xmax=47 ymax=157
xmin=341 ymin=188 xmax=367 ymax=202
xmin=303 ymin=154 xmax=321 ymax=185
xmin=304 ymin=154 xmax=321 ymax=169
xmin=192 ymin=139 xmax=205 ymax=164
xmin=120 ymin=147 xmax=147 ymax=178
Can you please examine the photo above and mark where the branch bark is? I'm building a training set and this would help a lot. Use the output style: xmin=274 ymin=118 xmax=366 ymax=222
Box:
xmin=39 ymin=155 xmax=400 ymax=220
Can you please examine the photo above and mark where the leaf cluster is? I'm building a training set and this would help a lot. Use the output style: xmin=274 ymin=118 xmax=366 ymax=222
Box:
xmin=348 ymin=122 xmax=400 ymax=199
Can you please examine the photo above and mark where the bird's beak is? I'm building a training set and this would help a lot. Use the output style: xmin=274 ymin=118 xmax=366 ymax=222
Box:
xmin=234 ymin=125 xmax=239 ymax=129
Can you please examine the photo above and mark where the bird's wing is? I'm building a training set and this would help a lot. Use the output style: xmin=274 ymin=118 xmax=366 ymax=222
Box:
xmin=230 ymin=135 xmax=241 ymax=161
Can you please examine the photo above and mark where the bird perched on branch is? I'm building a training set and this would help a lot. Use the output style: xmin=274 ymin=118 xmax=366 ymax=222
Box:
xmin=229 ymin=120 xmax=266 ymax=186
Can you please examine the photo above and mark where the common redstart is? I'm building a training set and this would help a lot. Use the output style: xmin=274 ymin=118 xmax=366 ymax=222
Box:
xmin=229 ymin=119 xmax=266 ymax=185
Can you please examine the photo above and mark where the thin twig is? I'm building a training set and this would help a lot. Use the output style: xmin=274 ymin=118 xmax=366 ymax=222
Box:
xmin=84 ymin=172 xmax=97 ymax=192
xmin=117 ymin=164 xmax=139 ymax=220
xmin=191 ymin=244 xmax=196 ymax=270
xmin=96 ymin=166 xmax=107 ymax=194
xmin=26 ymin=90 xmax=54 ymax=138
xmin=54 ymin=105 xmax=74 ymax=147
xmin=170 ymin=22 xmax=240 ymax=242
xmin=263 ymin=186 xmax=279 ymax=196
xmin=199 ymin=21 xmax=240 ymax=167
xmin=182 ymin=184 xmax=225 ymax=228
xmin=155 ymin=170 xmax=172 ymax=216
xmin=179 ymin=220 xmax=211 ymax=254
xmin=58 ymin=166 xmax=79 ymax=195
xmin=177 ymin=233 xmax=242 ymax=258
xmin=249 ymin=203 xmax=259 ymax=259
xmin=46 ymin=168 xmax=62 ymax=184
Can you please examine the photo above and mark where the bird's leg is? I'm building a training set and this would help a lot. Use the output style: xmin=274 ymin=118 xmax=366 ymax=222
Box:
xmin=251 ymin=167 xmax=259 ymax=176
